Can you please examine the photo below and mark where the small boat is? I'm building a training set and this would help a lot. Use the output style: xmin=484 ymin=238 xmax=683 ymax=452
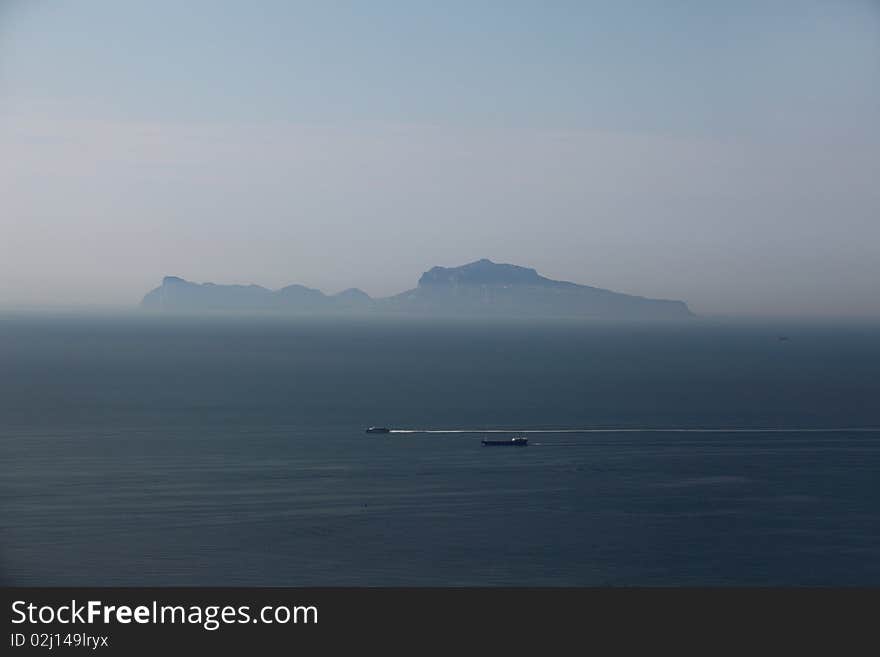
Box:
xmin=365 ymin=427 xmax=391 ymax=434
xmin=482 ymin=436 xmax=528 ymax=447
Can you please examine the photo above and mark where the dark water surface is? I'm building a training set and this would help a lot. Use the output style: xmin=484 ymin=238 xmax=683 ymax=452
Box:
xmin=1 ymin=314 xmax=879 ymax=585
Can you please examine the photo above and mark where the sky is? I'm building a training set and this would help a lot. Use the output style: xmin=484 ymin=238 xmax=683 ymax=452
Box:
xmin=1 ymin=0 xmax=879 ymax=316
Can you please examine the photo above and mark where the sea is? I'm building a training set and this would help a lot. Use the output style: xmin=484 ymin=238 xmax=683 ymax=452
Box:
xmin=1 ymin=313 xmax=879 ymax=585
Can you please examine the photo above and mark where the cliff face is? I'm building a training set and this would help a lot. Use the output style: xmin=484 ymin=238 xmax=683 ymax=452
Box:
xmin=384 ymin=259 xmax=692 ymax=319
xmin=141 ymin=260 xmax=693 ymax=319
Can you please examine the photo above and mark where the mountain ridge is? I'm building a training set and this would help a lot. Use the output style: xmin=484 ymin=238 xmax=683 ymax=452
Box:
xmin=141 ymin=259 xmax=693 ymax=318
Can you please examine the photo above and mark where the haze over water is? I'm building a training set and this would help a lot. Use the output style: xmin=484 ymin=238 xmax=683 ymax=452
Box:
xmin=2 ymin=314 xmax=878 ymax=585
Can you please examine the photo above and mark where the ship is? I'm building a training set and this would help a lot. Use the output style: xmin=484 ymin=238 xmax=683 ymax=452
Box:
xmin=482 ymin=436 xmax=528 ymax=447
xmin=365 ymin=427 xmax=391 ymax=434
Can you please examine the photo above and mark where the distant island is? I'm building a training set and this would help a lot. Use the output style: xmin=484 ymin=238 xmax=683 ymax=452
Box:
xmin=141 ymin=259 xmax=693 ymax=319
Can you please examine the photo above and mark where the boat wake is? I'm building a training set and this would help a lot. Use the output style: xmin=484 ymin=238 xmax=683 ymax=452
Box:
xmin=389 ymin=427 xmax=880 ymax=434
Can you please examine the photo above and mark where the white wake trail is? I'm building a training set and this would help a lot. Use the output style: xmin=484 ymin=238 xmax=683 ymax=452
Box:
xmin=389 ymin=427 xmax=880 ymax=434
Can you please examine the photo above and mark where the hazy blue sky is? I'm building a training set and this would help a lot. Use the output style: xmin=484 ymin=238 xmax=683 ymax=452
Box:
xmin=2 ymin=1 xmax=878 ymax=315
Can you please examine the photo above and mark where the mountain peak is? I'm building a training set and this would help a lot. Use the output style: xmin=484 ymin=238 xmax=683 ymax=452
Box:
xmin=142 ymin=261 xmax=693 ymax=318
xmin=418 ymin=259 xmax=547 ymax=287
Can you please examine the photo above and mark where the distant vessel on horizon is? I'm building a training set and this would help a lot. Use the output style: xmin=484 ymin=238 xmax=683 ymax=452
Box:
xmin=366 ymin=426 xmax=391 ymax=434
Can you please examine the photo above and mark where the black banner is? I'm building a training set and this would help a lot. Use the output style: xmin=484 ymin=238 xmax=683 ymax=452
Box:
xmin=2 ymin=588 xmax=874 ymax=653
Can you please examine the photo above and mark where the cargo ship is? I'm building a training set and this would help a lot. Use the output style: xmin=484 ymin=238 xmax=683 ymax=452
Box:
xmin=482 ymin=436 xmax=528 ymax=447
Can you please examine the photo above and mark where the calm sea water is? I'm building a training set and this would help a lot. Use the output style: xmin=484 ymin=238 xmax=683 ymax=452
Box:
xmin=1 ymin=314 xmax=879 ymax=585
